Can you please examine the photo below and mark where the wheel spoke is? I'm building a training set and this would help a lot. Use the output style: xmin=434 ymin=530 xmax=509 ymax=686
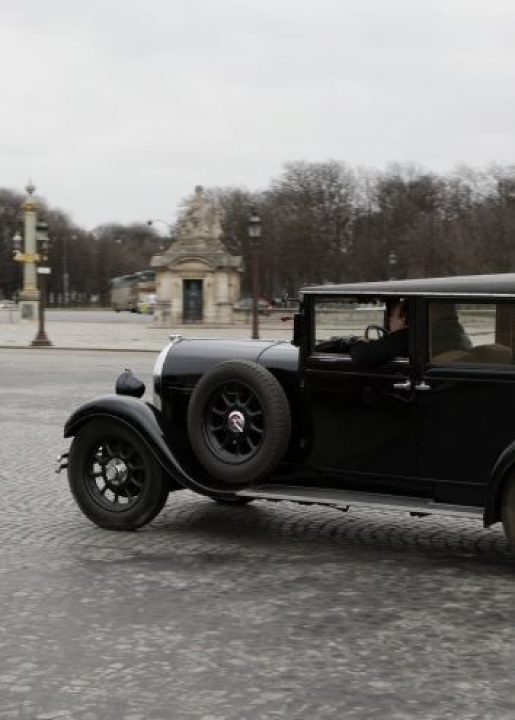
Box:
xmin=246 ymin=408 xmax=261 ymax=418
xmin=221 ymin=392 xmax=233 ymax=408
xmin=205 ymin=380 xmax=266 ymax=462
xmin=219 ymin=435 xmax=232 ymax=450
xmin=245 ymin=436 xmax=257 ymax=451
xmin=249 ymin=423 xmax=264 ymax=435
xmin=103 ymin=442 xmax=115 ymax=458
xmin=84 ymin=434 xmax=151 ymax=511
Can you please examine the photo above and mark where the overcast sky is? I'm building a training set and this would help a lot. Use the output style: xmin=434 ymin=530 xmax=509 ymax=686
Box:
xmin=1 ymin=0 xmax=514 ymax=229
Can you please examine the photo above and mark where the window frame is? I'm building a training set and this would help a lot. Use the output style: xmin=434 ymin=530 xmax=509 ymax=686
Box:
xmin=305 ymin=293 xmax=414 ymax=371
xmin=424 ymin=296 xmax=515 ymax=370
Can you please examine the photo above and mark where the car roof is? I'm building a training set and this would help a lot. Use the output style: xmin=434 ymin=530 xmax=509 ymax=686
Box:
xmin=301 ymin=273 xmax=515 ymax=298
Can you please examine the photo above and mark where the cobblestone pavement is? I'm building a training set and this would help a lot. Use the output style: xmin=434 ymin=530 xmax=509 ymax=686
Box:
xmin=1 ymin=349 xmax=515 ymax=719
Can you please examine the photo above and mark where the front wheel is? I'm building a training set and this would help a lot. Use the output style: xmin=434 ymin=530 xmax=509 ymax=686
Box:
xmin=67 ymin=419 xmax=169 ymax=530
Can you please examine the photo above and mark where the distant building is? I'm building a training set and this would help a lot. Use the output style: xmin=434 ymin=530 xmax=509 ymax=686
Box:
xmin=151 ymin=186 xmax=243 ymax=326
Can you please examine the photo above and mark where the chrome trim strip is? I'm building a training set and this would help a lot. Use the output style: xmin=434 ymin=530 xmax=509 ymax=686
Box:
xmin=152 ymin=341 xmax=178 ymax=412
xmin=236 ymin=485 xmax=484 ymax=518
xmin=152 ymin=342 xmax=172 ymax=379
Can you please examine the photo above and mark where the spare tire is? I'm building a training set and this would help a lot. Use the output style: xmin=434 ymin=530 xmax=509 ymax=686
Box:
xmin=187 ymin=359 xmax=291 ymax=486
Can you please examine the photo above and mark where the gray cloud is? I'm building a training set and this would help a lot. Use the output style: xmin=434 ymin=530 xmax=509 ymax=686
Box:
xmin=1 ymin=0 xmax=514 ymax=228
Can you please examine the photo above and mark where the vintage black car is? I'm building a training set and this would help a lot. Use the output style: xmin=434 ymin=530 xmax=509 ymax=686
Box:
xmin=59 ymin=274 xmax=515 ymax=551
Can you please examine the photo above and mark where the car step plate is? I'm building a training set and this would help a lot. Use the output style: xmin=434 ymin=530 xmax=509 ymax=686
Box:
xmin=236 ymin=484 xmax=483 ymax=518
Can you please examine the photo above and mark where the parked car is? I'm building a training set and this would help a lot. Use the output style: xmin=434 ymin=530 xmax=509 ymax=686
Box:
xmin=0 ymin=299 xmax=16 ymax=310
xmin=137 ymin=293 xmax=157 ymax=315
xmin=234 ymin=297 xmax=272 ymax=315
xmin=58 ymin=273 xmax=515 ymax=553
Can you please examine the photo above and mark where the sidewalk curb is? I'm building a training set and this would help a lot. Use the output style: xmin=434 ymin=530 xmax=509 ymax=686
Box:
xmin=0 ymin=345 xmax=159 ymax=353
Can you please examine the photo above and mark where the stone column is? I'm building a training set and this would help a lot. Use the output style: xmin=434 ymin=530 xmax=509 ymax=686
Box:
xmin=19 ymin=182 xmax=40 ymax=320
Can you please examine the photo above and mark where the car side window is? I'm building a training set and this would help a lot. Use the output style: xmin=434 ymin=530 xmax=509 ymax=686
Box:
xmin=313 ymin=297 xmax=385 ymax=353
xmin=429 ymin=302 xmax=515 ymax=364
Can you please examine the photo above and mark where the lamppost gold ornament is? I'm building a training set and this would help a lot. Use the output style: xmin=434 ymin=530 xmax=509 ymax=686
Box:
xmin=13 ymin=251 xmax=42 ymax=263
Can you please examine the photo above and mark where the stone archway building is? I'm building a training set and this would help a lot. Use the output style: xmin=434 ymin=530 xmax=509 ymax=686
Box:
xmin=151 ymin=186 xmax=243 ymax=326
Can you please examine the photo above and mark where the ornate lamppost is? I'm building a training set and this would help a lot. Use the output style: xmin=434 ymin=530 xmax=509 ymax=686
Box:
xmin=32 ymin=221 xmax=52 ymax=346
xmin=247 ymin=210 xmax=262 ymax=340
xmin=13 ymin=182 xmax=40 ymax=320
xmin=13 ymin=216 xmax=52 ymax=346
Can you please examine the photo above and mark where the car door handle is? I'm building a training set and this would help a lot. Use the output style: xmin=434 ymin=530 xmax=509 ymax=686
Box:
xmin=415 ymin=381 xmax=431 ymax=392
xmin=392 ymin=379 xmax=411 ymax=390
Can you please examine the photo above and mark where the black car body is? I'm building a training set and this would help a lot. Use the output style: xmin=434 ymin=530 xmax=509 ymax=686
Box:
xmin=60 ymin=273 xmax=515 ymax=550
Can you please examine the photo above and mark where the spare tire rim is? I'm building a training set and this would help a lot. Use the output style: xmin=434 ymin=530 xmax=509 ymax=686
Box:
xmin=85 ymin=439 xmax=145 ymax=511
xmin=205 ymin=381 xmax=264 ymax=463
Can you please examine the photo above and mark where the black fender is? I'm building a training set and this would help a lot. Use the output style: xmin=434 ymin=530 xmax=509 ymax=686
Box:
xmin=63 ymin=394 xmax=223 ymax=496
xmin=485 ymin=441 xmax=515 ymax=526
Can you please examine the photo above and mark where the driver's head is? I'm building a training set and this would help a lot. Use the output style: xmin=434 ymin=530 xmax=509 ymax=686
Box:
xmin=388 ymin=299 xmax=408 ymax=332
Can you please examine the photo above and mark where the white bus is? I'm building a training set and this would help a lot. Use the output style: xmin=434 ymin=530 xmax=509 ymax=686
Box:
xmin=110 ymin=271 xmax=155 ymax=313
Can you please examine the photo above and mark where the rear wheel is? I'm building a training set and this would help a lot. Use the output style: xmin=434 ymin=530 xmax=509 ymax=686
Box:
xmin=67 ymin=419 xmax=169 ymax=530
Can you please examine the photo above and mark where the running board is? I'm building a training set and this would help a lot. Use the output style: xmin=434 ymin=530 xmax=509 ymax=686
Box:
xmin=236 ymin=484 xmax=484 ymax=518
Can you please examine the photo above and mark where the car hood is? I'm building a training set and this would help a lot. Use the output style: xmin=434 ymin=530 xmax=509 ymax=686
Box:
xmin=161 ymin=338 xmax=293 ymax=382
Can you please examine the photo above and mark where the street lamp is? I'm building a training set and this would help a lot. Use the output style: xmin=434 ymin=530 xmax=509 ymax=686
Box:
xmin=31 ymin=220 xmax=52 ymax=347
xmin=12 ymin=231 xmax=23 ymax=253
xmin=248 ymin=209 xmax=262 ymax=340
xmin=13 ymin=218 xmax=52 ymax=345
xmin=388 ymin=251 xmax=398 ymax=281
xmin=147 ymin=219 xmax=173 ymax=253
xmin=147 ymin=218 xmax=173 ymax=232
xmin=62 ymin=235 xmax=75 ymax=306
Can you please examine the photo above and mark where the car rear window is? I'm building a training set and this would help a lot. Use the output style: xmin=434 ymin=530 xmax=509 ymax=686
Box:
xmin=429 ymin=302 xmax=515 ymax=365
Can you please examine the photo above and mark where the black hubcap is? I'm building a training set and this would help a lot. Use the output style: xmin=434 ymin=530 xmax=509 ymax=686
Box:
xmin=205 ymin=381 xmax=264 ymax=463
xmin=85 ymin=438 xmax=145 ymax=511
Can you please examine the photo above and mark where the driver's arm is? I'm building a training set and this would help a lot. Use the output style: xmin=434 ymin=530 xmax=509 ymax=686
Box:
xmin=349 ymin=330 xmax=407 ymax=366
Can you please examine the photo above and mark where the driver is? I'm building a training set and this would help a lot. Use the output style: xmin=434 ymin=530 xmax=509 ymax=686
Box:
xmin=349 ymin=299 xmax=409 ymax=366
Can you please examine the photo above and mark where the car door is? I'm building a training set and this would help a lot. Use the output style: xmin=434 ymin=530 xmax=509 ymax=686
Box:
xmin=415 ymin=298 xmax=515 ymax=505
xmin=303 ymin=295 xmax=417 ymax=490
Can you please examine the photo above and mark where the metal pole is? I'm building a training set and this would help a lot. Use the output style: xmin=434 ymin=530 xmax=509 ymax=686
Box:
xmin=31 ymin=272 xmax=52 ymax=347
xmin=247 ymin=209 xmax=262 ymax=341
xmin=251 ymin=246 xmax=259 ymax=340
xmin=63 ymin=236 xmax=69 ymax=306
